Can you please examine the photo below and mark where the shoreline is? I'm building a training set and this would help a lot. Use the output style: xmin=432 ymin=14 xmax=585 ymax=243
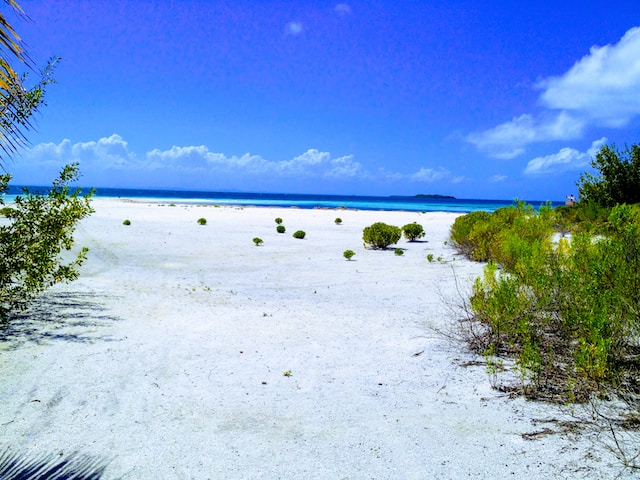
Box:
xmin=0 ymin=199 xmax=628 ymax=479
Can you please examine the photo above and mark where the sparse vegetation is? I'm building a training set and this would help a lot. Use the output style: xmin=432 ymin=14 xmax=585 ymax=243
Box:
xmin=362 ymin=222 xmax=401 ymax=249
xmin=293 ymin=230 xmax=306 ymax=239
xmin=394 ymin=248 xmax=404 ymax=256
xmin=253 ymin=237 xmax=263 ymax=246
xmin=402 ymin=222 xmax=425 ymax=241
xmin=343 ymin=249 xmax=356 ymax=260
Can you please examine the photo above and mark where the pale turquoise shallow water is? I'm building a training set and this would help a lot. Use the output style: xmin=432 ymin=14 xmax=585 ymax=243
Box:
xmin=2 ymin=186 xmax=562 ymax=213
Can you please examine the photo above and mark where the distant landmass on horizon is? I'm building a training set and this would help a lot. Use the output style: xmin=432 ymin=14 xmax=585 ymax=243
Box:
xmin=413 ymin=194 xmax=456 ymax=199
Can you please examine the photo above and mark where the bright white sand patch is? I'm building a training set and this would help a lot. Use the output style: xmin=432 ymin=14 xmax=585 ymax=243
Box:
xmin=0 ymin=199 xmax=628 ymax=478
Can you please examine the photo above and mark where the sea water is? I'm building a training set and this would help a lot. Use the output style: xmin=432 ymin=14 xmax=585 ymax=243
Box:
xmin=1 ymin=186 xmax=562 ymax=213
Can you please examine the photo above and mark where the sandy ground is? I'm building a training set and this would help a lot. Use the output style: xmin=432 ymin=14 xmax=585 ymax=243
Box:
xmin=0 ymin=199 xmax=631 ymax=479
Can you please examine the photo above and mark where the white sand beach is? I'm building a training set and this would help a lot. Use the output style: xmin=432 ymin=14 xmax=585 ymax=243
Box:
xmin=0 ymin=199 xmax=630 ymax=479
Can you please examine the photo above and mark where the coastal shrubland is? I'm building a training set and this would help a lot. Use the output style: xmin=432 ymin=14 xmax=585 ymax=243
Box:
xmin=450 ymin=143 xmax=640 ymax=408
xmin=362 ymin=222 xmax=401 ymax=249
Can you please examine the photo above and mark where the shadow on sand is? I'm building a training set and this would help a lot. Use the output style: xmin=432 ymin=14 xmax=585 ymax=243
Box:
xmin=0 ymin=448 xmax=112 ymax=480
xmin=0 ymin=291 xmax=122 ymax=349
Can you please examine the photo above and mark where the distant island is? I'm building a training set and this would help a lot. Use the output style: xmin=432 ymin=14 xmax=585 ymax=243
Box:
xmin=414 ymin=194 xmax=456 ymax=199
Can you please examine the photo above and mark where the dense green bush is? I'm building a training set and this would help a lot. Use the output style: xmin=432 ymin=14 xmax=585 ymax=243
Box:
xmin=394 ymin=248 xmax=404 ymax=256
xmin=253 ymin=237 xmax=263 ymax=246
xmin=0 ymin=165 xmax=94 ymax=320
xmin=122 ymin=219 xmax=131 ymax=226
xmin=402 ymin=222 xmax=425 ymax=241
xmin=293 ymin=230 xmax=306 ymax=239
xmin=335 ymin=218 xmax=342 ymax=225
xmin=362 ymin=222 xmax=401 ymax=249
xmin=453 ymin=202 xmax=640 ymax=401
xmin=275 ymin=217 xmax=283 ymax=225
xmin=197 ymin=217 xmax=207 ymax=225
xmin=343 ymin=249 xmax=355 ymax=260
xmin=276 ymin=225 xmax=286 ymax=233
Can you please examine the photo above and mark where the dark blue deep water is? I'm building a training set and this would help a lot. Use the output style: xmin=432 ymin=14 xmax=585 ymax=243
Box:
xmin=3 ymin=186 xmax=563 ymax=213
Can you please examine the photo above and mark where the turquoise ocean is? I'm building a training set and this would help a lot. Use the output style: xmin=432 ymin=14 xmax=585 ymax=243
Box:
xmin=2 ymin=186 xmax=563 ymax=213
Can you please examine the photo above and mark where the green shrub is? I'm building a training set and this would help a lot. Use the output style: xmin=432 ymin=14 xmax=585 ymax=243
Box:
xmin=253 ymin=237 xmax=263 ymax=246
xmin=402 ymin=222 xmax=425 ymax=241
xmin=275 ymin=217 xmax=283 ymax=225
xmin=197 ymin=217 xmax=207 ymax=225
xmin=293 ymin=230 xmax=306 ymax=239
xmin=122 ymin=219 xmax=131 ymax=226
xmin=0 ymin=164 xmax=94 ymax=320
xmin=458 ymin=200 xmax=640 ymax=401
xmin=277 ymin=225 xmax=286 ymax=233
xmin=394 ymin=248 xmax=404 ymax=256
xmin=335 ymin=218 xmax=342 ymax=225
xmin=362 ymin=222 xmax=401 ymax=249
xmin=343 ymin=249 xmax=355 ymax=260
xmin=427 ymin=253 xmax=434 ymax=262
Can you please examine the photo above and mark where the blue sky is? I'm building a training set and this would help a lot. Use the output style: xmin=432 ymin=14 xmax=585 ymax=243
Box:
xmin=6 ymin=0 xmax=640 ymax=200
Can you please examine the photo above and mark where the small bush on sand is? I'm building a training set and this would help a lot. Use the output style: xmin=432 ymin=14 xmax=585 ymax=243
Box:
xmin=402 ymin=222 xmax=425 ymax=241
xmin=343 ymin=249 xmax=356 ymax=260
xmin=253 ymin=237 xmax=263 ymax=246
xmin=335 ymin=218 xmax=342 ymax=225
xmin=293 ymin=230 xmax=306 ymax=239
xmin=427 ymin=253 xmax=434 ymax=262
xmin=275 ymin=217 xmax=283 ymax=225
xmin=362 ymin=222 xmax=401 ymax=249
xmin=277 ymin=225 xmax=286 ymax=233
xmin=122 ymin=219 xmax=131 ymax=226
xmin=394 ymin=248 xmax=404 ymax=256
xmin=197 ymin=217 xmax=207 ymax=225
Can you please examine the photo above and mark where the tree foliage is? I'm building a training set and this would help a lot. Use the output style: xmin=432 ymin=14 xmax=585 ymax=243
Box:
xmin=577 ymin=143 xmax=640 ymax=207
xmin=0 ymin=1 xmax=93 ymax=320
xmin=0 ymin=165 xmax=94 ymax=319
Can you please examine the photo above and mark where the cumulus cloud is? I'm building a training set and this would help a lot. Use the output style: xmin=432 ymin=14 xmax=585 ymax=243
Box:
xmin=524 ymin=137 xmax=607 ymax=175
xmin=466 ymin=26 xmax=640 ymax=158
xmin=22 ymin=136 xmax=363 ymax=182
xmin=410 ymin=167 xmax=449 ymax=183
xmin=538 ymin=27 xmax=640 ymax=127
xmin=334 ymin=3 xmax=352 ymax=16
xmin=286 ymin=21 xmax=303 ymax=36
xmin=466 ymin=112 xmax=585 ymax=159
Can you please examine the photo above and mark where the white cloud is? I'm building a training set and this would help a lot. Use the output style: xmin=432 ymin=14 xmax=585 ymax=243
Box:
xmin=466 ymin=112 xmax=585 ymax=159
xmin=467 ymin=26 xmax=640 ymax=158
xmin=538 ymin=27 xmax=640 ymax=127
xmin=491 ymin=175 xmax=508 ymax=183
xmin=286 ymin=21 xmax=303 ymax=36
xmin=524 ymin=137 xmax=607 ymax=175
xmin=22 ymin=136 xmax=363 ymax=182
xmin=410 ymin=167 xmax=449 ymax=183
xmin=334 ymin=4 xmax=352 ymax=16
